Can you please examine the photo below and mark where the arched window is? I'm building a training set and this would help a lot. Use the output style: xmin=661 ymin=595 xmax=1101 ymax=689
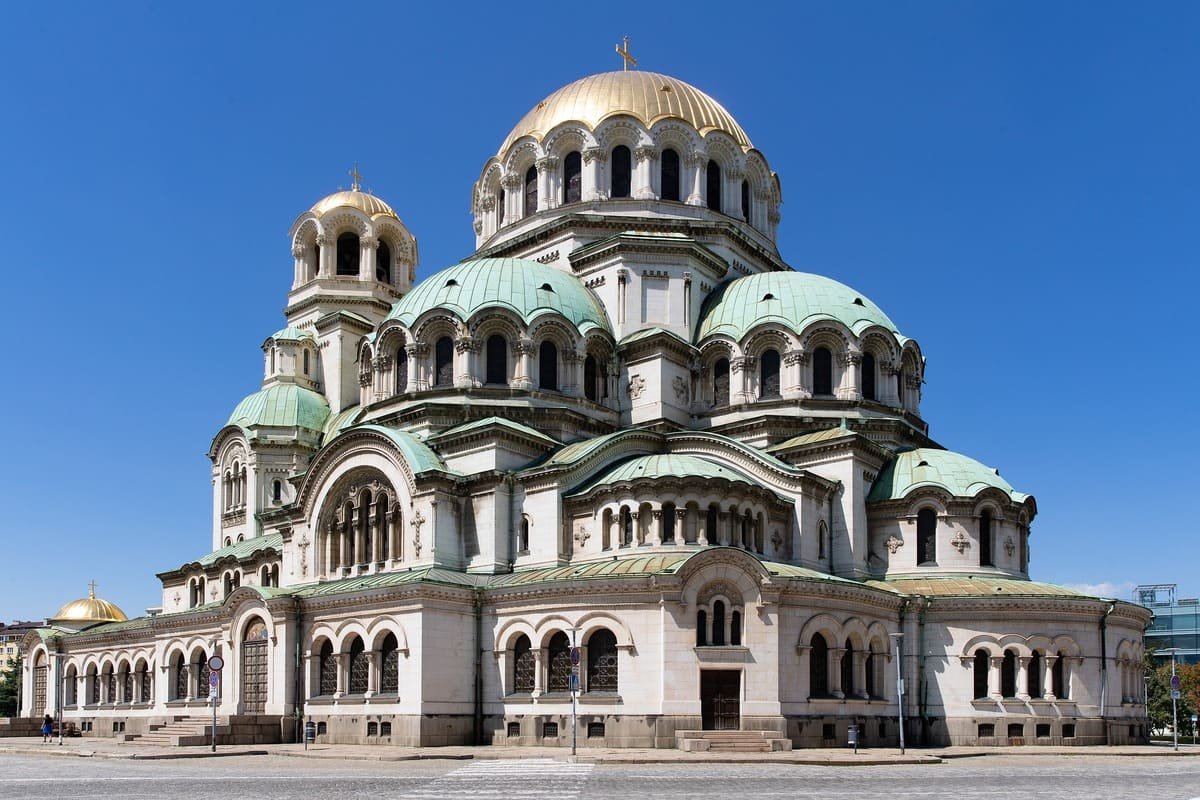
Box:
xmin=498 ymin=188 xmax=506 ymax=226
xmin=303 ymin=349 xmax=310 ymax=375
xmin=662 ymin=502 xmax=676 ymax=543
xmin=195 ymin=655 xmax=210 ymax=700
xmin=713 ymin=358 xmax=730 ymax=406
xmin=660 ymin=148 xmax=681 ymax=201
xmin=563 ymin=151 xmax=581 ymax=204
xmin=611 ymin=145 xmax=631 ymax=198
xmin=865 ymin=649 xmax=877 ymax=697
xmin=524 ymin=165 xmax=537 ymax=217
xmin=513 ymin=635 xmax=534 ymax=693
xmin=706 ymin=160 xmax=722 ymax=212
xmin=318 ymin=640 xmax=337 ymax=696
xmin=587 ymin=629 xmax=618 ymax=692
xmin=538 ymin=340 xmax=558 ymax=391
xmin=272 ymin=480 xmax=282 ymax=503
xmin=434 ymin=336 xmax=454 ymax=387
xmin=1028 ymin=650 xmax=1042 ymax=698
xmin=973 ymin=650 xmax=989 ymax=699
xmin=696 ymin=610 xmax=708 ymax=646
xmin=359 ymin=490 xmax=373 ymax=565
xmin=376 ymin=240 xmax=392 ymax=284
xmin=1000 ymin=649 xmax=1017 ymax=698
xmin=712 ymin=600 xmax=726 ymax=646
xmin=518 ymin=517 xmax=530 ymax=553
xmin=759 ymin=349 xmax=780 ymax=399
xmin=741 ymin=179 xmax=750 ymax=222
xmin=813 ymin=347 xmax=833 ymax=395
xmin=979 ymin=510 xmax=993 ymax=567
xmin=584 ymin=354 xmax=598 ymax=401
xmin=862 ymin=352 xmax=877 ymax=401
xmin=621 ymin=507 xmax=633 ymax=546
xmin=730 ymin=610 xmax=742 ymax=646
xmin=706 ymin=505 xmax=718 ymax=542
xmin=486 ymin=334 xmax=507 ymax=385
xmin=842 ymin=640 xmax=855 ymax=697
xmin=172 ymin=654 xmax=186 ymax=701
xmin=65 ymin=666 xmax=78 ymax=707
xmin=810 ymin=633 xmax=829 ymax=696
xmin=394 ymin=347 xmax=408 ymax=393
xmin=547 ymin=632 xmax=571 ymax=692
xmin=917 ymin=508 xmax=937 ymax=565
xmin=380 ymin=633 xmax=399 ymax=694
xmin=336 ymin=233 xmax=360 ymax=276
xmin=348 ymin=637 xmax=368 ymax=694
xmin=818 ymin=520 xmax=828 ymax=559
xmin=1052 ymin=651 xmax=1069 ymax=699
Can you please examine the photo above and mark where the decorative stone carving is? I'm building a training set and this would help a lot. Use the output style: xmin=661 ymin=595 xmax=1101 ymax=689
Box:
xmin=411 ymin=510 xmax=426 ymax=558
xmin=951 ymin=531 xmax=970 ymax=553
xmin=634 ymin=145 xmax=657 ymax=163
xmin=291 ymin=244 xmax=305 ymax=258
xmin=574 ymin=525 xmax=590 ymax=549
xmin=672 ymin=375 xmax=689 ymax=403
xmin=297 ymin=533 xmax=310 ymax=576
xmin=1004 ymin=537 xmax=1016 ymax=557
xmin=627 ymin=374 xmax=646 ymax=399
xmin=582 ymin=147 xmax=607 ymax=164
xmin=885 ymin=535 xmax=903 ymax=555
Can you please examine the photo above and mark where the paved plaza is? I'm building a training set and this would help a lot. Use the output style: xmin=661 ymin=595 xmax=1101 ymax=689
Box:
xmin=0 ymin=751 xmax=1198 ymax=799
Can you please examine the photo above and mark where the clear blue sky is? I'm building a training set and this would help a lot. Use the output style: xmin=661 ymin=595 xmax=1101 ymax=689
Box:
xmin=1 ymin=2 xmax=1196 ymax=622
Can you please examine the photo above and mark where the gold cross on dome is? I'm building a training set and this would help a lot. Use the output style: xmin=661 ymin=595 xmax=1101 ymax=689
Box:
xmin=88 ymin=580 xmax=97 ymax=598
xmin=615 ymin=36 xmax=637 ymax=71
xmin=349 ymin=163 xmax=363 ymax=191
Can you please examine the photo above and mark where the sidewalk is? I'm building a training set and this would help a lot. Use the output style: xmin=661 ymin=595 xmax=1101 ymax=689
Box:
xmin=0 ymin=736 xmax=1196 ymax=764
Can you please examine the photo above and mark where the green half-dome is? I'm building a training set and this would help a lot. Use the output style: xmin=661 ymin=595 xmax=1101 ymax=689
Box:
xmin=568 ymin=453 xmax=764 ymax=496
xmin=868 ymin=448 xmax=1030 ymax=503
xmin=227 ymin=384 xmax=330 ymax=432
xmin=696 ymin=271 xmax=906 ymax=344
xmin=386 ymin=258 xmax=611 ymax=335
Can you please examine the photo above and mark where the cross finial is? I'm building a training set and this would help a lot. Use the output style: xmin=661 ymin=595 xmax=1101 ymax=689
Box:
xmin=87 ymin=580 xmax=97 ymax=599
xmin=615 ymin=36 xmax=637 ymax=71
xmin=349 ymin=163 xmax=363 ymax=192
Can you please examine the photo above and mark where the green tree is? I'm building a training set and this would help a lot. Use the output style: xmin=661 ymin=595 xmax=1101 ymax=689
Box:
xmin=1147 ymin=656 xmax=1198 ymax=738
xmin=0 ymin=654 xmax=21 ymax=718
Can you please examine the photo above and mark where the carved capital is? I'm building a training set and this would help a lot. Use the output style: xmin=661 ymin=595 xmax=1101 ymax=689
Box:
xmin=500 ymin=173 xmax=523 ymax=189
xmin=360 ymin=235 xmax=378 ymax=250
xmin=535 ymin=155 xmax=559 ymax=171
xmin=292 ymin=244 xmax=305 ymax=258
xmin=582 ymin=147 xmax=607 ymax=164
xmin=686 ymin=151 xmax=708 ymax=167
xmin=315 ymin=233 xmax=332 ymax=246
xmin=479 ymin=195 xmax=496 ymax=211
xmin=634 ymin=146 xmax=657 ymax=163
xmin=885 ymin=535 xmax=903 ymax=555
xmin=455 ymin=336 xmax=476 ymax=354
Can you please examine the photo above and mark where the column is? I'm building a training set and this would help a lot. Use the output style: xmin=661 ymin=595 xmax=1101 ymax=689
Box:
xmin=391 ymin=508 xmax=404 ymax=560
xmin=783 ymin=350 xmax=807 ymax=399
xmin=731 ymin=356 xmax=755 ymax=404
xmin=336 ymin=654 xmax=349 ymax=697
xmin=513 ymin=338 xmax=534 ymax=390
xmin=1044 ymin=656 xmax=1058 ymax=700
xmin=634 ymin=146 xmax=656 ymax=199
xmin=727 ymin=169 xmax=744 ymax=219
xmin=533 ymin=650 xmax=545 ymax=695
xmin=454 ymin=336 xmax=477 ymax=388
xmin=405 ymin=343 xmax=425 ymax=393
xmin=854 ymin=650 xmax=869 ymax=699
xmin=686 ymin=152 xmax=707 ymax=206
xmin=371 ymin=510 xmax=383 ymax=564
xmin=829 ymin=648 xmax=846 ymax=698
xmin=650 ymin=508 xmax=663 ymax=546
xmin=535 ymin=156 xmax=557 ymax=211
xmin=582 ymin=148 xmax=606 ymax=200
xmin=372 ymin=354 xmax=390 ymax=403
xmin=698 ymin=508 xmax=709 ymax=546
xmin=501 ymin=173 xmax=522 ymax=221
xmin=366 ymin=651 xmax=379 ymax=698
xmin=316 ymin=234 xmax=332 ymax=277
xmin=675 ymin=508 xmax=687 ymax=544
xmin=292 ymin=244 xmax=305 ymax=289
xmin=989 ymin=656 xmax=1003 ymax=700
xmin=563 ymin=350 xmax=584 ymax=396
xmin=1017 ymin=656 xmax=1031 ymax=700
xmin=839 ymin=351 xmax=862 ymax=401
xmin=359 ymin=235 xmax=377 ymax=282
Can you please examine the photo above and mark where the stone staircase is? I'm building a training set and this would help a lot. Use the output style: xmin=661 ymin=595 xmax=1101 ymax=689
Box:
xmin=123 ymin=717 xmax=228 ymax=747
xmin=675 ymin=730 xmax=793 ymax=752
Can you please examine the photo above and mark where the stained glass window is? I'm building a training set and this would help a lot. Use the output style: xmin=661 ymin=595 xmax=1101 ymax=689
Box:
xmin=586 ymin=630 xmax=618 ymax=693
xmin=348 ymin=638 xmax=369 ymax=694
xmin=547 ymin=632 xmax=571 ymax=692
xmin=319 ymin=641 xmax=337 ymax=696
xmin=380 ymin=633 xmax=399 ymax=694
xmin=513 ymin=634 xmax=534 ymax=693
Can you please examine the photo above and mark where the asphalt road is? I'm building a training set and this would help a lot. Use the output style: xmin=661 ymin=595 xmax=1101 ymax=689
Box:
xmin=0 ymin=754 xmax=1197 ymax=799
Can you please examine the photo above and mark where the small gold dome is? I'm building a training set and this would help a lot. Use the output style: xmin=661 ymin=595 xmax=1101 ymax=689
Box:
xmin=499 ymin=70 xmax=753 ymax=155
xmin=310 ymin=190 xmax=398 ymax=220
xmin=50 ymin=584 xmax=127 ymax=624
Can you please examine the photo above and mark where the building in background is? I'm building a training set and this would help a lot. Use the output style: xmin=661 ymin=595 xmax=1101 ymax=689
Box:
xmin=1137 ymin=585 xmax=1200 ymax=665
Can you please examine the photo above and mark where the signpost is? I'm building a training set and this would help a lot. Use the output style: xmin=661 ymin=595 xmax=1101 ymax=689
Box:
xmin=207 ymin=655 xmax=224 ymax=752
xmin=569 ymin=631 xmax=581 ymax=757
xmin=1164 ymin=650 xmax=1180 ymax=752
xmin=889 ymin=632 xmax=905 ymax=755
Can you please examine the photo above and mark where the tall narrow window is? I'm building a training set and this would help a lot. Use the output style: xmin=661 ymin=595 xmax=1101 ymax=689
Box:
xmin=865 ymin=650 xmax=876 ymax=696
xmin=172 ymin=656 xmax=185 ymax=700
xmin=349 ymin=637 xmax=369 ymax=694
xmin=435 ymin=337 xmax=454 ymax=387
xmin=524 ymin=165 xmax=537 ymax=217
xmin=395 ymin=347 xmax=408 ymax=393
xmin=319 ymin=641 xmax=337 ymax=696
xmin=813 ymin=347 xmax=833 ymax=395
xmin=713 ymin=358 xmax=730 ymax=406
xmin=272 ymin=480 xmax=282 ymax=503
xmin=498 ymin=188 xmax=506 ymax=226
xmin=519 ymin=517 xmax=530 ymax=553
xmin=486 ymin=334 xmax=507 ymax=385
xmin=303 ymin=349 xmax=310 ymax=375
xmin=706 ymin=161 xmax=722 ymax=212
xmin=741 ymin=179 xmax=750 ymax=222
xmin=586 ymin=629 xmax=618 ymax=692
xmin=818 ymin=520 xmax=828 ymax=559
xmin=513 ymin=635 xmax=534 ymax=693
xmin=841 ymin=640 xmax=855 ymax=696
xmin=380 ymin=633 xmax=399 ymax=694
xmin=706 ymin=506 xmax=718 ymax=542
xmin=973 ymin=650 xmax=989 ymax=699
xmin=979 ymin=510 xmax=993 ymax=567
xmin=1001 ymin=650 xmax=1017 ymax=698
xmin=563 ymin=151 xmax=582 ymax=204
xmin=862 ymin=352 xmax=876 ymax=401
xmin=662 ymin=502 xmax=676 ymax=543
xmin=696 ymin=610 xmax=708 ymax=646
xmin=584 ymin=354 xmax=598 ymax=401
xmin=611 ymin=145 xmax=631 ymax=198
xmin=1053 ymin=651 xmax=1068 ymax=699
xmin=336 ymin=233 xmax=360 ymax=276
xmin=660 ymin=148 xmax=681 ymax=201
xmin=759 ymin=349 xmax=780 ymax=398
xmin=376 ymin=241 xmax=392 ymax=284
xmin=712 ymin=600 xmax=726 ymax=646
xmin=810 ymin=633 xmax=829 ymax=696
xmin=547 ymin=632 xmax=571 ymax=692
xmin=621 ymin=507 xmax=633 ymax=546
xmin=1028 ymin=650 xmax=1042 ymax=698
xmin=538 ymin=340 xmax=558 ymax=391
xmin=730 ymin=610 xmax=742 ymax=646
xmin=917 ymin=508 xmax=937 ymax=564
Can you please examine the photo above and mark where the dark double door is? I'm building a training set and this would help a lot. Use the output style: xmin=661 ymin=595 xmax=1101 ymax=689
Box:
xmin=701 ymin=670 xmax=740 ymax=730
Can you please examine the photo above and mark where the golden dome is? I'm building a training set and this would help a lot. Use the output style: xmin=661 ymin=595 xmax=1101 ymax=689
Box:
xmin=310 ymin=190 xmax=398 ymax=219
xmin=50 ymin=584 xmax=127 ymax=624
xmin=499 ymin=70 xmax=752 ymax=155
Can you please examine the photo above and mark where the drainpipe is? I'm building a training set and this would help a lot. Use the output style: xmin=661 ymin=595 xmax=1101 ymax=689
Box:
xmin=826 ymin=482 xmax=841 ymax=575
xmin=1100 ymin=601 xmax=1115 ymax=745
xmin=896 ymin=597 xmax=909 ymax=745
xmin=474 ymin=589 xmax=484 ymax=745
xmin=293 ymin=596 xmax=304 ymax=744
xmin=917 ymin=596 xmax=929 ymax=745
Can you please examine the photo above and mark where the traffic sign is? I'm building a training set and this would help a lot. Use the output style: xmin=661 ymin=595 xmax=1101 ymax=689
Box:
xmin=570 ymin=647 xmax=580 ymax=666
xmin=1171 ymin=689 xmax=1182 ymax=701
xmin=209 ymin=672 xmax=220 ymax=688
xmin=1171 ymin=674 xmax=1181 ymax=691
xmin=208 ymin=656 xmax=224 ymax=671
xmin=568 ymin=674 xmax=579 ymax=692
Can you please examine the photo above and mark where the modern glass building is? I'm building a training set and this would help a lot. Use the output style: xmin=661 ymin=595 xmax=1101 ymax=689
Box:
xmin=1137 ymin=585 xmax=1200 ymax=665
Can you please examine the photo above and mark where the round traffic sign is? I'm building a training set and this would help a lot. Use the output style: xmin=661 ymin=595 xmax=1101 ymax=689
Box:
xmin=209 ymin=672 xmax=220 ymax=688
xmin=208 ymin=656 xmax=224 ymax=671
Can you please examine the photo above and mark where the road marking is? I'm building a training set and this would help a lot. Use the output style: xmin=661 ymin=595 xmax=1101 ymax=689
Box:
xmin=398 ymin=758 xmax=593 ymax=799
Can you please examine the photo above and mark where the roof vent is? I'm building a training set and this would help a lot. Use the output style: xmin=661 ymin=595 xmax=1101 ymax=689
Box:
xmin=917 ymin=460 xmax=930 ymax=467
xmin=853 ymin=297 xmax=865 ymax=306
xmin=762 ymin=293 xmax=776 ymax=301
xmin=445 ymin=279 xmax=458 ymax=288
xmin=539 ymin=283 xmax=555 ymax=292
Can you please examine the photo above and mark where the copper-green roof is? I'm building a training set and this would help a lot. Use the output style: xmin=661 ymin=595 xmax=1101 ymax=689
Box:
xmin=868 ymin=448 xmax=1030 ymax=503
xmin=568 ymin=453 xmax=766 ymax=496
xmin=227 ymin=384 xmax=330 ymax=431
xmin=191 ymin=533 xmax=283 ymax=569
xmin=292 ymin=566 xmax=481 ymax=597
xmin=335 ymin=424 xmax=452 ymax=475
xmin=869 ymin=576 xmax=1092 ymax=599
xmin=434 ymin=416 xmax=559 ymax=446
xmin=766 ymin=424 xmax=860 ymax=451
xmin=696 ymin=271 xmax=907 ymax=344
xmin=268 ymin=326 xmax=314 ymax=342
xmin=323 ymin=405 xmax=361 ymax=441
xmin=386 ymin=258 xmax=611 ymax=335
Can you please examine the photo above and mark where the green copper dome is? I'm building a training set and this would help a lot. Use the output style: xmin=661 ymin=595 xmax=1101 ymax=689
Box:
xmin=569 ymin=453 xmax=765 ymax=496
xmin=227 ymin=384 xmax=330 ymax=432
xmin=868 ymin=448 xmax=1030 ymax=503
xmin=696 ymin=271 xmax=906 ymax=344
xmin=386 ymin=258 xmax=611 ymax=335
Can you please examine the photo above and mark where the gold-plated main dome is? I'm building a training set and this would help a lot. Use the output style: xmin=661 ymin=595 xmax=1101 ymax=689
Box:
xmin=310 ymin=190 xmax=398 ymax=219
xmin=50 ymin=584 xmax=127 ymax=624
xmin=499 ymin=71 xmax=752 ymax=154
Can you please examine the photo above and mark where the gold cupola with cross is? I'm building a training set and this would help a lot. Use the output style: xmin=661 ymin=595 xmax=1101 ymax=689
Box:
xmin=49 ymin=582 xmax=128 ymax=627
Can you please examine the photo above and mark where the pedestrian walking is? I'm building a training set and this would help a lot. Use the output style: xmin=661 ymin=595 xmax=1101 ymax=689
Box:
xmin=41 ymin=714 xmax=53 ymax=743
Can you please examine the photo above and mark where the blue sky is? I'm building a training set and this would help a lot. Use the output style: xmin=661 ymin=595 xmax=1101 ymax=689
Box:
xmin=1 ymin=2 xmax=1196 ymax=622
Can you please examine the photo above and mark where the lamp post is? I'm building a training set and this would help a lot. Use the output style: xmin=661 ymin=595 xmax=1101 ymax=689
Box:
xmin=51 ymin=653 xmax=65 ymax=746
xmin=569 ymin=627 xmax=581 ymax=758
xmin=889 ymin=632 xmax=905 ymax=755
xmin=1164 ymin=648 xmax=1180 ymax=752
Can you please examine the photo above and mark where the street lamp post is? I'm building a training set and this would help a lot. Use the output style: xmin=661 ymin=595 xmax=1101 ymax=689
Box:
xmin=569 ymin=627 xmax=581 ymax=758
xmin=889 ymin=632 xmax=905 ymax=755
xmin=51 ymin=653 xmax=65 ymax=746
xmin=1166 ymin=648 xmax=1180 ymax=752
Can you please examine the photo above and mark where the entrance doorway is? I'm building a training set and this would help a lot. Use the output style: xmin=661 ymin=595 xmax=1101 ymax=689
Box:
xmin=701 ymin=670 xmax=740 ymax=730
xmin=240 ymin=619 xmax=269 ymax=713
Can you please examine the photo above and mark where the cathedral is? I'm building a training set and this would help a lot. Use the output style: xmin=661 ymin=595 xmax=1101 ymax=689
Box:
xmin=17 ymin=61 xmax=1150 ymax=749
